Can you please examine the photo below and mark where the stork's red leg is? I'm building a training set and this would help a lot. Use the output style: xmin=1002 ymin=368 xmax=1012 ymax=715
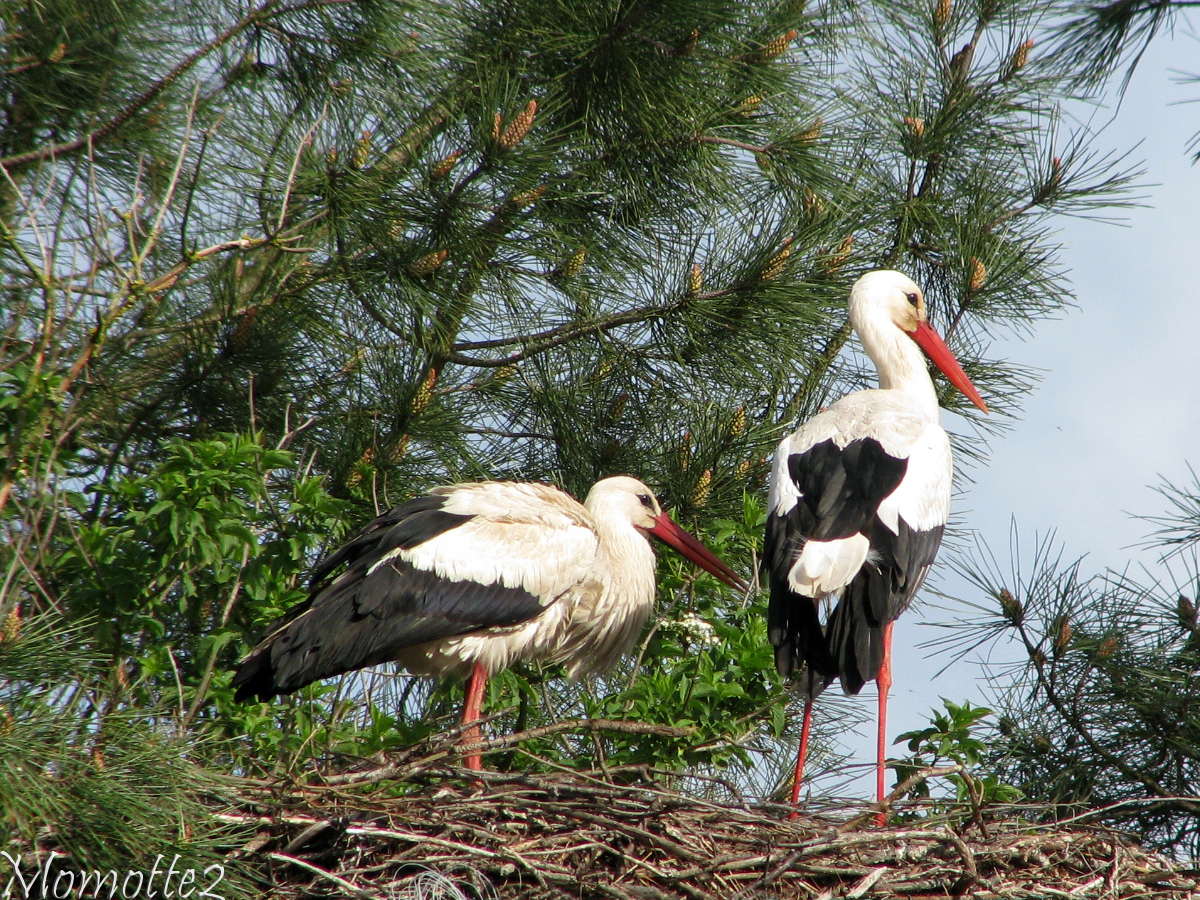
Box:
xmin=788 ymin=696 xmax=815 ymax=819
xmin=462 ymin=662 xmax=487 ymax=771
xmin=875 ymin=621 xmax=894 ymax=826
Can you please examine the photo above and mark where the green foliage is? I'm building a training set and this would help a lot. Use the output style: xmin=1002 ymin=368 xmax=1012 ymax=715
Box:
xmin=892 ymin=698 xmax=1023 ymax=808
xmin=587 ymin=590 xmax=785 ymax=772
xmin=50 ymin=434 xmax=344 ymax=709
xmin=898 ymin=698 xmax=992 ymax=769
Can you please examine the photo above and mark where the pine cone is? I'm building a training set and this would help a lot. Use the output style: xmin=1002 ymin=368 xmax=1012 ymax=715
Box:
xmin=352 ymin=131 xmax=373 ymax=169
xmin=730 ymin=405 xmax=746 ymax=436
xmin=512 ymin=185 xmax=546 ymax=208
xmin=737 ymin=95 xmax=763 ymax=117
xmin=558 ymin=246 xmax=587 ymax=278
xmin=803 ymin=187 xmax=825 ymax=221
xmin=409 ymin=249 xmax=448 ymax=276
xmin=431 ymin=150 xmax=462 ymax=180
xmin=1011 ymin=38 xmax=1033 ymax=74
xmin=1052 ymin=616 xmax=1072 ymax=658
xmin=1178 ymin=594 xmax=1197 ymax=630
xmin=227 ymin=307 xmax=258 ymax=351
xmin=822 ymin=234 xmax=853 ymax=274
xmin=411 ymin=368 xmax=439 ymax=413
xmin=1 ymin=606 xmax=20 ymax=643
xmin=500 ymin=100 xmax=538 ymax=148
xmin=798 ymin=118 xmax=822 ymax=143
xmin=758 ymin=29 xmax=797 ymax=62
xmin=760 ymin=237 xmax=793 ymax=280
xmin=999 ymin=588 xmax=1023 ymax=625
xmin=388 ymin=434 xmax=409 ymax=464
xmin=969 ymin=257 xmax=986 ymax=292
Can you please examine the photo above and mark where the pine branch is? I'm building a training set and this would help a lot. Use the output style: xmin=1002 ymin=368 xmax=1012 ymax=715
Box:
xmin=1000 ymin=585 xmax=1200 ymax=814
xmin=427 ymin=203 xmax=528 ymax=363
xmin=446 ymin=295 xmax=695 ymax=368
xmin=376 ymin=100 xmax=455 ymax=177
xmin=1050 ymin=0 xmax=1196 ymax=90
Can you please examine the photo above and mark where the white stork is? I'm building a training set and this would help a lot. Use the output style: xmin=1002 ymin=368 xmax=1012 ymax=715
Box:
xmin=233 ymin=475 xmax=744 ymax=769
xmin=764 ymin=269 xmax=988 ymax=814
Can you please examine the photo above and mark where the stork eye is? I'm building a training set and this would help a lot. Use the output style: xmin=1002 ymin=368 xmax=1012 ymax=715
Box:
xmin=906 ymin=292 xmax=920 ymax=307
xmin=638 ymin=494 xmax=654 ymax=509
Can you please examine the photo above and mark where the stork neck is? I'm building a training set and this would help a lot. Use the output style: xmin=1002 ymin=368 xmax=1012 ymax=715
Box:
xmin=587 ymin=511 xmax=656 ymax=601
xmin=597 ymin=518 xmax=656 ymax=571
xmin=858 ymin=319 xmax=939 ymax=417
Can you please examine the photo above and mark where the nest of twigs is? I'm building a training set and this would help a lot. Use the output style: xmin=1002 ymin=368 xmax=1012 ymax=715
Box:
xmin=224 ymin=729 xmax=1200 ymax=900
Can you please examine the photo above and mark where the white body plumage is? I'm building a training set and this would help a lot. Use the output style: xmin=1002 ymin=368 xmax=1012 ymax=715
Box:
xmin=768 ymin=389 xmax=953 ymax=602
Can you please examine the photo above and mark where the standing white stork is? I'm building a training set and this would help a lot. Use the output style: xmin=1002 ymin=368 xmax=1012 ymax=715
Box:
xmin=233 ymin=475 xmax=744 ymax=770
xmin=764 ymin=269 xmax=988 ymax=815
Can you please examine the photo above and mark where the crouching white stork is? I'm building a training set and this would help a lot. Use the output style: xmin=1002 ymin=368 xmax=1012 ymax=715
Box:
xmin=764 ymin=269 xmax=988 ymax=816
xmin=233 ymin=475 xmax=744 ymax=769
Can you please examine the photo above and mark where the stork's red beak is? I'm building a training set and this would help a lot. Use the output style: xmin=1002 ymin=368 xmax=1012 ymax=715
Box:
xmin=649 ymin=512 xmax=747 ymax=591
xmin=911 ymin=321 xmax=989 ymax=413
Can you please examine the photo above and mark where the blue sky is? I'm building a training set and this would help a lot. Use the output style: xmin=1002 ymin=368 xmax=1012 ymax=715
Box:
xmin=975 ymin=34 xmax=1200 ymax=570
xmin=826 ymin=25 xmax=1200 ymax=796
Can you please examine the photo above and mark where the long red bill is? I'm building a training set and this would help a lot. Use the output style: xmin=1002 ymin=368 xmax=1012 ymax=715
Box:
xmin=910 ymin=321 xmax=989 ymax=413
xmin=649 ymin=512 xmax=747 ymax=591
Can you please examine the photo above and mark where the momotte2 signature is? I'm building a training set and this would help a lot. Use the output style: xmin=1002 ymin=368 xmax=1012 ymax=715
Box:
xmin=1 ymin=852 xmax=225 ymax=900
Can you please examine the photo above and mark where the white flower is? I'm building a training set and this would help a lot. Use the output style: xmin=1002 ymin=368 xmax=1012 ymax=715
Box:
xmin=671 ymin=613 xmax=717 ymax=647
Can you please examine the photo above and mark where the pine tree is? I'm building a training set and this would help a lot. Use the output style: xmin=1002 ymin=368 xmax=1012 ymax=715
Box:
xmin=893 ymin=1 xmax=1200 ymax=856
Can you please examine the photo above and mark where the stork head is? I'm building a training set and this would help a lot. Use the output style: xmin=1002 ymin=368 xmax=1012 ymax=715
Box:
xmin=585 ymin=476 xmax=745 ymax=590
xmin=849 ymin=270 xmax=989 ymax=413
xmin=849 ymin=269 xmax=928 ymax=334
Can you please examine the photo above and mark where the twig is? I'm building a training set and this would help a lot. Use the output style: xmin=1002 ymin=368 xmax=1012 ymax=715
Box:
xmin=266 ymin=852 xmax=377 ymax=898
xmin=277 ymin=110 xmax=326 ymax=232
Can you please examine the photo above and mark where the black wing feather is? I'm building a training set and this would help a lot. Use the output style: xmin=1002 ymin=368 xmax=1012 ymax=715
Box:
xmin=232 ymin=494 xmax=547 ymax=702
xmin=764 ymin=533 xmax=833 ymax=680
xmin=766 ymin=438 xmax=908 ymax=685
